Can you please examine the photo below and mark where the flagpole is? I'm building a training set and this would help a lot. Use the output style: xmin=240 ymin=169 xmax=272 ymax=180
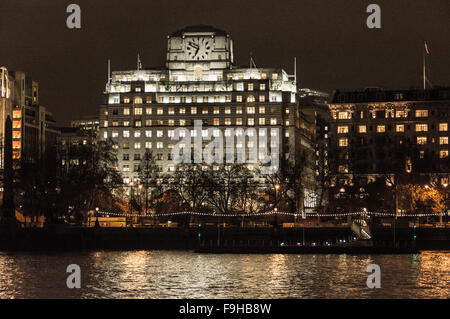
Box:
xmin=423 ymin=42 xmax=426 ymax=90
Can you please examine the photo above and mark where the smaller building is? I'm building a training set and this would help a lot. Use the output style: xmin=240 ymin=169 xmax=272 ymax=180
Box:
xmin=328 ymin=86 xmax=450 ymax=190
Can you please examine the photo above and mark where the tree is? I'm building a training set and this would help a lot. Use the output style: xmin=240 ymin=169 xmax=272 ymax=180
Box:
xmin=138 ymin=149 xmax=162 ymax=215
xmin=205 ymin=163 xmax=254 ymax=215
xmin=59 ymin=138 xmax=123 ymax=221
xmin=168 ymin=163 xmax=209 ymax=211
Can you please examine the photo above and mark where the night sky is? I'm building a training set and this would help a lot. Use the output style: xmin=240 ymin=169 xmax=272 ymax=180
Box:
xmin=0 ymin=0 xmax=449 ymax=125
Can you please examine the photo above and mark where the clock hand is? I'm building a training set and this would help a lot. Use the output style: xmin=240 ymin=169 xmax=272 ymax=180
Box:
xmin=189 ymin=42 xmax=199 ymax=49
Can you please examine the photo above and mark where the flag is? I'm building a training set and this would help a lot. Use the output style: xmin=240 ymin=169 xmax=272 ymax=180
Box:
xmin=425 ymin=42 xmax=430 ymax=55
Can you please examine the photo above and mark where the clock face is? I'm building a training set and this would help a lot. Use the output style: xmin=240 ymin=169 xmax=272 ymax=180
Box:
xmin=186 ymin=37 xmax=212 ymax=60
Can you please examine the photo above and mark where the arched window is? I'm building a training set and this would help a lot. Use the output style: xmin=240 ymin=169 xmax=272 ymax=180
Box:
xmin=134 ymin=96 xmax=143 ymax=104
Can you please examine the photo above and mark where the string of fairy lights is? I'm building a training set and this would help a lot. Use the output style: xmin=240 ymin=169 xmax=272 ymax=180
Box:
xmin=97 ymin=210 xmax=445 ymax=218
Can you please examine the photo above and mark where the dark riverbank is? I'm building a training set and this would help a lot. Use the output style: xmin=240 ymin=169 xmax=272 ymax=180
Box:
xmin=0 ymin=226 xmax=448 ymax=252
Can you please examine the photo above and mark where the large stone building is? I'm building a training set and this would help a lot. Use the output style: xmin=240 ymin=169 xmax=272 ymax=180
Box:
xmin=99 ymin=26 xmax=316 ymax=210
xmin=327 ymin=87 xmax=450 ymax=193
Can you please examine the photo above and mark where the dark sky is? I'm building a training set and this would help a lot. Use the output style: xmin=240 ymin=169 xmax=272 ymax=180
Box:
xmin=0 ymin=0 xmax=449 ymax=125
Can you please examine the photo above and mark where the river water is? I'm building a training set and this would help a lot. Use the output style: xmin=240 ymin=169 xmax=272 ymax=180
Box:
xmin=0 ymin=251 xmax=448 ymax=299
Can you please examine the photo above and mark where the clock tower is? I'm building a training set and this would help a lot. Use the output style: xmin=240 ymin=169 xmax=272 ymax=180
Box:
xmin=166 ymin=25 xmax=234 ymax=72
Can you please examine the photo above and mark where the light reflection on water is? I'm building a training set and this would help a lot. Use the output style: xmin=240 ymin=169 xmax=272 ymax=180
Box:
xmin=0 ymin=251 xmax=448 ymax=299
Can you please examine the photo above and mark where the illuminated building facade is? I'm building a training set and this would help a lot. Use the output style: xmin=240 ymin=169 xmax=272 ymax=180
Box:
xmin=0 ymin=67 xmax=13 ymax=170
xmin=0 ymin=68 xmax=59 ymax=167
xmin=328 ymin=87 xmax=450 ymax=190
xmin=99 ymin=26 xmax=315 ymax=209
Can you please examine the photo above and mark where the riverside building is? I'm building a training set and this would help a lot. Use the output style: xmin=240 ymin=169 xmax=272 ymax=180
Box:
xmin=0 ymin=67 xmax=59 ymax=169
xmin=328 ymin=87 xmax=450 ymax=191
xmin=99 ymin=26 xmax=315 ymax=210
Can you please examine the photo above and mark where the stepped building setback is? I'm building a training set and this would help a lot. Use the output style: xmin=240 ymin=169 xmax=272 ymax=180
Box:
xmin=99 ymin=25 xmax=317 ymax=210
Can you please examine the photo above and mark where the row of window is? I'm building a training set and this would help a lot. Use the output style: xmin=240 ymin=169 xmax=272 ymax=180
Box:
xmin=108 ymin=105 xmax=288 ymax=116
xmin=337 ymin=123 xmax=448 ymax=134
xmin=115 ymin=72 xmax=279 ymax=83
xmin=335 ymin=109 xmax=435 ymax=120
xmin=106 ymin=128 xmax=284 ymax=139
xmin=338 ymin=136 xmax=449 ymax=146
xmin=111 ymin=94 xmax=272 ymax=104
xmin=104 ymin=117 xmax=284 ymax=129
xmin=118 ymin=140 xmax=279 ymax=152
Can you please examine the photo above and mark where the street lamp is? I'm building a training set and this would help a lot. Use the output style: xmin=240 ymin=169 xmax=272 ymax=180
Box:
xmin=274 ymin=184 xmax=280 ymax=208
xmin=129 ymin=181 xmax=134 ymax=227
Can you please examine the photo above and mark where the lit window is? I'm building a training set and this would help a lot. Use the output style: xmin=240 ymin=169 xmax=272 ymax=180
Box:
xmin=13 ymin=110 xmax=21 ymax=119
xmin=168 ymin=107 xmax=175 ymax=115
xmin=124 ymin=97 xmax=130 ymax=103
xmin=168 ymin=119 xmax=174 ymax=126
xmin=248 ymin=118 xmax=255 ymax=126
xmin=337 ymin=126 xmax=349 ymax=134
xmin=225 ymin=118 xmax=231 ymax=125
xmin=146 ymin=107 xmax=152 ymax=115
xmin=248 ymin=83 xmax=254 ymax=91
xmin=236 ymin=118 xmax=243 ymax=125
xmin=124 ymin=108 xmax=130 ymax=115
xmin=145 ymin=130 xmax=151 ymax=137
xmin=339 ymin=138 xmax=348 ymax=147
xmin=236 ymin=95 xmax=242 ymax=102
xmin=213 ymin=107 xmax=219 ymax=114
xmin=145 ymin=120 xmax=152 ymax=126
xmin=236 ymin=106 xmax=243 ymax=114
xmin=134 ymin=131 xmax=140 ymax=138
xmin=439 ymin=137 xmax=448 ymax=145
xmin=259 ymin=106 xmax=265 ymax=114
xmin=415 ymin=110 xmax=428 ymax=117
xmin=417 ymin=137 xmax=427 ymax=145
xmin=123 ymin=130 xmax=130 ymax=138
xmin=259 ymin=95 xmax=265 ymax=102
xmin=213 ymin=118 xmax=220 ymax=126
xmin=157 ymin=142 xmax=163 ymax=149
xmin=145 ymin=142 xmax=152 ymax=149
xmin=260 ymin=84 xmax=266 ymax=90
xmin=358 ymin=125 xmax=367 ymax=133
xmin=134 ymin=107 xmax=142 ymax=115
xmin=377 ymin=125 xmax=386 ymax=133
xmin=191 ymin=107 xmax=197 ymax=115
xmin=134 ymin=97 xmax=143 ymax=104
xmin=338 ymin=112 xmax=349 ymax=120
xmin=439 ymin=123 xmax=448 ymax=132
xmin=225 ymin=107 xmax=231 ymax=114
xmin=157 ymin=107 xmax=163 ymax=115
xmin=247 ymin=107 xmax=255 ymax=114
xmin=134 ymin=142 xmax=141 ymax=149
xmin=396 ymin=110 xmax=407 ymax=118
xmin=246 ymin=95 xmax=255 ymax=103
xmin=202 ymin=108 xmax=208 ymax=114
xmin=440 ymin=150 xmax=449 ymax=158
xmin=396 ymin=124 xmax=405 ymax=132
xmin=259 ymin=118 xmax=266 ymax=125
xmin=415 ymin=124 xmax=428 ymax=132
xmin=270 ymin=118 xmax=277 ymax=125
